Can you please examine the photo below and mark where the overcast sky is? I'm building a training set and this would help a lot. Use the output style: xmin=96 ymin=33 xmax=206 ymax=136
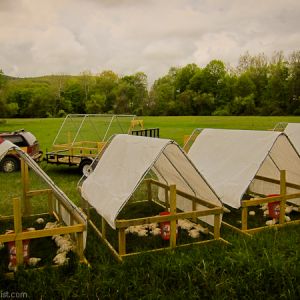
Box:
xmin=0 ymin=0 xmax=299 ymax=83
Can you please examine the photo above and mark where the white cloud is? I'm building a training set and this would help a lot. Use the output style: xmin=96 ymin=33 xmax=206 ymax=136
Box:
xmin=0 ymin=0 xmax=299 ymax=83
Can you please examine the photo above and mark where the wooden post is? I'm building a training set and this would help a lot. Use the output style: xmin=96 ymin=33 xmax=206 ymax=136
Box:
xmin=21 ymin=159 xmax=31 ymax=216
xmin=147 ymin=180 xmax=152 ymax=202
xmin=279 ymin=170 xmax=286 ymax=224
xmin=118 ymin=228 xmax=126 ymax=255
xmin=241 ymin=205 xmax=248 ymax=231
xmin=169 ymin=185 xmax=177 ymax=248
xmin=165 ymin=188 xmax=169 ymax=210
xmin=214 ymin=214 xmax=221 ymax=239
xmin=101 ymin=217 xmax=106 ymax=239
xmin=76 ymin=232 xmax=84 ymax=261
xmin=192 ymin=199 xmax=197 ymax=222
xmin=47 ymin=191 xmax=53 ymax=215
xmin=13 ymin=197 xmax=24 ymax=266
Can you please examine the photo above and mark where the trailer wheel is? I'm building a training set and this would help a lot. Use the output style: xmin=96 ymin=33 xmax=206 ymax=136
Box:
xmin=79 ymin=159 xmax=93 ymax=176
xmin=0 ymin=156 xmax=20 ymax=173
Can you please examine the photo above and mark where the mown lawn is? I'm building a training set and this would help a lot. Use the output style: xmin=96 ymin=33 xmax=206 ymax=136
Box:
xmin=1 ymin=116 xmax=300 ymax=299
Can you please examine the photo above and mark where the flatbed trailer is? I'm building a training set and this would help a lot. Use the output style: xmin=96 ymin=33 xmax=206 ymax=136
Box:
xmin=44 ymin=114 xmax=159 ymax=175
xmin=44 ymin=140 xmax=106 ymax=174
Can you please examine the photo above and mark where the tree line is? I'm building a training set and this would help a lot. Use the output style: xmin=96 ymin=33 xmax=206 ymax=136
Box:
xmin=0 ymin=51 xmax=299 ymax=118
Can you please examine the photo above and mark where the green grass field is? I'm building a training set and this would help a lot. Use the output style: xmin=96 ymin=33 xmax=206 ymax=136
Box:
xmin=1 ymin=116 xmax=300 ymax=299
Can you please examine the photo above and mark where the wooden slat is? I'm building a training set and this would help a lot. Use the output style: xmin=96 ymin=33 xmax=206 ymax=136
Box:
xmin=279 ymin=170 xmax=287 ymax=225
xmin=0 ymin=224 xmax=85 ymax=243
xmin=221 ymin=221 xmax=252 ymax=237
xmin=242 ymin=196 xmax=282 ymax=207
xmin=88 ymin=220 xmax=122 ymax=263
xmin=21 ymin=159 xmax=31 ymax=216
xmin=13 ymin=197 xmax=24 ymax=265
xmin=149 ymin=179 xmax=217 ymax=209
xmin=169 ymin=185 xmax=177 ymax=248
xmin=241 ymin=206 xmax=248 ymax=231
xmin=245 ymin=219 xmax=300 ymax=234
xmin=118 ymin=228 xmax=126 ymax=256
xmin=121 ymin=238 xmax=228 ymax=258
xmin=115 ymin=207 xmax=223 ymax=228
xmin=26 ymin=189 xmax=52 ymax=197
xmin=214 ymin=214 xmax=221 ymax=239
xmin=254 ymin=175 xmax=300 ymax=190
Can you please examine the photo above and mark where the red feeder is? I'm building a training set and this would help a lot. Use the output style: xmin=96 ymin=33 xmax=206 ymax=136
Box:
xmin=267 ymin=194 xmax=280 ymax=219
xmin=159 ymin=212 xmax=178 ymax=240
xmin=7 ymin=231 xmax=30 ymax=268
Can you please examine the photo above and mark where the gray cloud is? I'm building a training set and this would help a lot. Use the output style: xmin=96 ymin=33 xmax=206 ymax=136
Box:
xmin=0 ymin=0 xmax=299 ymax=83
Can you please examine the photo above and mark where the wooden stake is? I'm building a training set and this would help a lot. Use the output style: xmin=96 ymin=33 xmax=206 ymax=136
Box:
xmin=241 ymin=205 xmax=248 ymax=231
xmin=21 ymin=159 xmax=31 ymax=216
xmin=76 ymin=232 xmax=84 ymax=261
xmin=13 ymin=197 xmax=23 ymax=266
xmin=165 ymin=188 xmax=169 ymax=210
xmin=169 ymin=185 xmax=177 ymax=248
xmin=279 ymin=170 xmax=286 ymax=224
xmin=118 ymin=228 xmax=126 ymax=255
xmin=47 ymin=191 xmax=53 ymax=214
xmin=214 ymin=214 xmax=221 ymax=239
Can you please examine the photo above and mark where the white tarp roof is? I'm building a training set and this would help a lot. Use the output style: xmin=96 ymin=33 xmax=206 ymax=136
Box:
xmin=80 ymin=134 xmax=222 ymax=229
xmin=0 ymin=140 xmax=87 ymax=247
xmin=188 ymin=128 xmax=300 ymax=208
xmin=284 ymin=123 xmax=300 ymax=154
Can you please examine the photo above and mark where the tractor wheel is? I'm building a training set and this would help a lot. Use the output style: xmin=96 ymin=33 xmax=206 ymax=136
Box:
xmin=0 ymin=156 xmax=20 ymax=173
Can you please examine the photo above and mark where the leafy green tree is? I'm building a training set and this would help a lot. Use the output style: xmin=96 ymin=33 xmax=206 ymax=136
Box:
xmin=192 ymin=92 xmax=215 ymax=115
xmin=262 ymin=57 xmax=289 ymax=115
xmin=230 ymin=94 xmax=256 ymax=115
xmin=234 ymin=73 xmax=256 ymax=97
xmin=94 ymin=70 xmax=119 ymax=112
xmin=174 ymin=64 xmax=199 ymax=93
xmin=85 ymin=93 xmax=106 ymax=113
xmin=149 ymin=73 xmax=175 ymax=115
xmin=115 ymin=72 xmax=148 ymax=115
xmin=287 ymin=51 xmax=300 ymax=114
xmin=63 ymin=78 xmax=85 ymax=113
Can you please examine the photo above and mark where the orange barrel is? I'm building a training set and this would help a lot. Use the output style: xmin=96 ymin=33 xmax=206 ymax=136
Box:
xmin=267 ymin=194 xmax=280 ymax=219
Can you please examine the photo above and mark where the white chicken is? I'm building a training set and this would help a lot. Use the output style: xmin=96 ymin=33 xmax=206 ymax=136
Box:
xmin=263 ymin=209 xmax=269 ymax=217
xmin=28 ymin=257 xmax=41 ymax=266
xmin=223 ymin=207 xmax=231 ymax=213
xmin=53 ymin=234 xmax=74 ymax=254
xmin=193 ymin=224 xmax=209 ymax=235
xmin=150 ymin=227 xmax=161 ymax=236
xmin=36 ymin=218 xmax=45 ymax=224
xmin=285 ymin=205 xmax=294 ymax=214
xmin=45 ymin=221 xmax=59 ymax=229
xmin=265 ymin=218 xmax=277 ymax=226
xmin=177 ymin=219 xmax=194 ymax=231
xmin=188 ymin=229 xmax=200 ymax=239
xmin=53 ymin=252 xmax=69 ymax=265
xmin=260 ymin=204 xmax=268 ymax=211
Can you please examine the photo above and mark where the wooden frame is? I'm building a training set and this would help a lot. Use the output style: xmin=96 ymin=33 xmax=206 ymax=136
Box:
xmin=85 ymin=179 xmax=227 ymax=262
xmin=0 ymin=158 xmax=87 ymax=271
xmin=222 ymin=170 xmax=300 ymax=235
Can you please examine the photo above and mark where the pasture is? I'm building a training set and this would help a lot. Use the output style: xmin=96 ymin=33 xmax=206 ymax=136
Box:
xmin=1 ymin=116 xmax=300 ymax=299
